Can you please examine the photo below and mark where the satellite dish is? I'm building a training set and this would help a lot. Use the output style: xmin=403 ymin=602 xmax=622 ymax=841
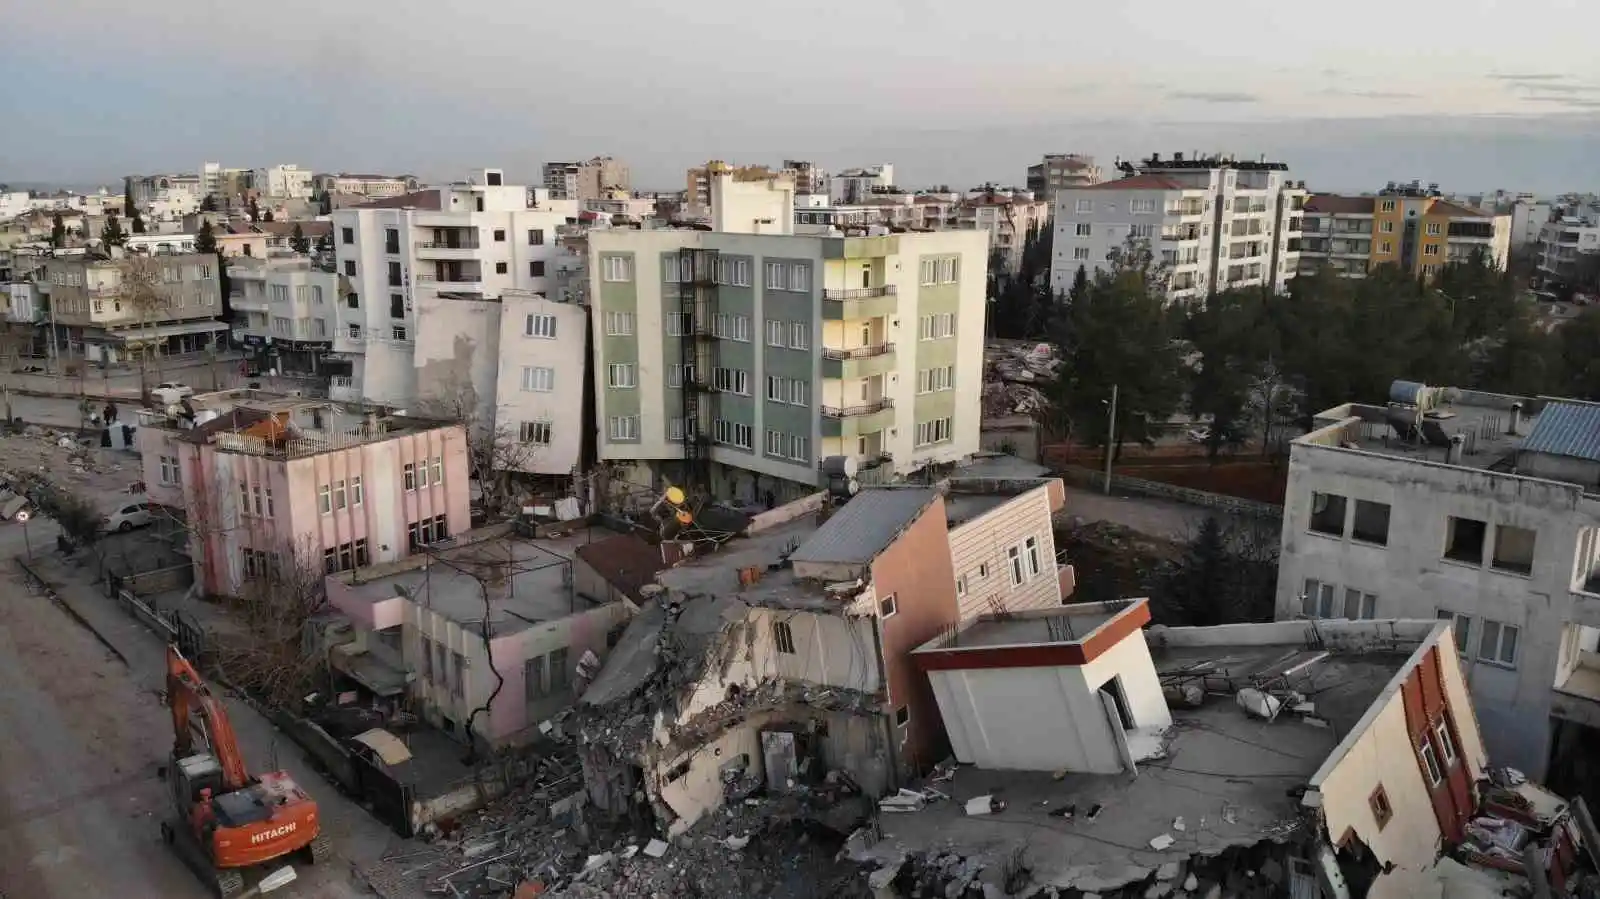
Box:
xmin=665 ymin=486 xmax=685 ymax=505
xmin=13 ymin=509 xmax=29 ymax=523
xmin=675 ymin=509 xmax=692 ymax=525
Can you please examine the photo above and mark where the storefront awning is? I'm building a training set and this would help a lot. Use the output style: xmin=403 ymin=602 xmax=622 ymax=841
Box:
xmin=97 ymin=320 xmax=230 ymax=344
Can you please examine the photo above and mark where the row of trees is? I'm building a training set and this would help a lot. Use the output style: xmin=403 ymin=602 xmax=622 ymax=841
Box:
xmin=993 ymin=231 xmax=1600 ymax=457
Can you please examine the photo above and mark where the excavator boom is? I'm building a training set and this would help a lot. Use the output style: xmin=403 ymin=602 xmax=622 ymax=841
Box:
xmin=166 ymin=644 xmax=250 ymax=790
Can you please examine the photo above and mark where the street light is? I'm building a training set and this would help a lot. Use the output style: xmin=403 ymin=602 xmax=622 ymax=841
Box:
xmin=1103 ymin=384 xmax=1118 ymax=496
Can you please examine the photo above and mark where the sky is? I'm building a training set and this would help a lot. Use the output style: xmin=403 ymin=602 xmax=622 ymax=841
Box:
xmin=5 ymin=0 xmax=1600 ymax=194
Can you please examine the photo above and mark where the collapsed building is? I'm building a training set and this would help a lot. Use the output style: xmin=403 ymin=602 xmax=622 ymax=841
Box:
xmin=572 ymin=476 xmax=1069 ymax=836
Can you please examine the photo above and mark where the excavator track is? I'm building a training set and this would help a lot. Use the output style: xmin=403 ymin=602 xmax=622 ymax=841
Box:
xmin=214 ymin=868 xmax=245 ymax=899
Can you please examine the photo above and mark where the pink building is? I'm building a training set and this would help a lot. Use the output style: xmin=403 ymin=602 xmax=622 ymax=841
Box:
xmin=138 ymin=389 xmax=471 ymax=597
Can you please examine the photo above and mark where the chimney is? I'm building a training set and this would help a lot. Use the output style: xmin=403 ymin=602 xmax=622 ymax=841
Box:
xmin=1447 ymin=433 xmax=1465 ymax=466
xmin=1509 ymin=402 xmax=1523 ymax=436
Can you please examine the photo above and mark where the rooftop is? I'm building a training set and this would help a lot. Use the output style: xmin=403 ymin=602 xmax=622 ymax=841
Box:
xmin=1075 ymin=174 xmax=1187 ymax=192
xmin=137 ymin=388 xmax=452 ymax=459
xmin=337 ymin=527 xmax=620 ymax=636
xmin=1296 ymin=382 xmax=1543 ymax=472
xmin=788 ymin=487 xmax=939 ymax=567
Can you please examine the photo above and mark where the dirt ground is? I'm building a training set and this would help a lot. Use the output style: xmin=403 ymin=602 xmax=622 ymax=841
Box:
xmin=1043 ymin=443 xmax=1289 ymax=505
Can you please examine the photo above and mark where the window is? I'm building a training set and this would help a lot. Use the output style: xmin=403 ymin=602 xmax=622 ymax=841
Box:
xmin=1343 ymin=588 xmax=1378 ymax=620
xmin=1308 ymin=492 xmax=1347 ymax=536
xmin=1478 ymin=619 xmax=1519 ymax=667
xmin=667 ymin=417 xmax=685 ymax=440
xmin=1492 ymin=525 xmax=1536 ymax=575
xmin=605 ymin=311 xmax=635 ymax=336
xmin=1025 ymin=537 xmax=1042 ymax=577
xmin=386 ymin=261 xmax=402 ymax=287
xmin=1075 ymin=223 xmax=1092 ymax=237
xmin=391 ymin=326 xmax=408 ymax=341
xmin=403 ymin=463 xmax=416 ymax=492
xmin=529 ymin=260 xmax=546 ymax=277
xmin=431 ymin=456 xmax=442 ymax=485
xmin=407 ymin=514 xmax=450 ymax=551
xmin=765 ymin=429 xmax=784 ymax=457
xmin=1420 ymin=737 xmax=1443 ymax=787
xmin=601 ymin=255 xmax=632 ymax=282
xmin=450 ymin=651 xmax=465 ymax=697
xmin=712 ymin=419 xmax=753 ymax=449
xmin=1438 ymin=610 xmax=1473 ymax=655
xmin=1445 ymin=516 xmax=1487 ymax=565
xmin=158 ymin=455 xmax=181 ymax=485
xmin=388 ymin=293 xmax=405 ymax=318
xmin=936 ymin=258 xmax=958 ymax=283
xmin=351 ymin=476 xmax=363 ymax=507
xmin=1008 ymin=545 xmax=1026 ymax=586
xmin=494 ymin=261 xmax=508 ymax=274
xmin=1302 ymin=578 xmax=1336 ymax=618
xmin=713 ymin=313 xmax=750 ymax=341
xmin=333 ymin=479 xmax=347 ymax=510
xmin=1426 ymin=222 xmax=1442 ymax=236
xmin=764 ymin=262 xmax=788 ymax=289
xmin=318 ymin=484 xmax=331 ymax=514
xmin=788 ymin=323 xmax=808 ymax=349
xmin=521 ymin=365 xmax=554 ymax=392
xmin=1380 ymin=220 xmax=1395 ymax=234
xmin=916 ymin=417 xmax=953 ymax=447
xmin=773 ymin=620 xmax=796 ymax=654
xmin=918 ymin=313 xmax=955 ymax=340
xmin=520 ymin=420 xmax=553 ymax=444
xmin=978 ymin=563 xmax=989 ymax=579
xmin=956 ymin=575 xmax=967 ymax=597
xmin=718 ymin=258 xmax=751 ymax=286
xmin=788 ymin=435 xmax=808 ymax=462
xmin=1380 ymin=241 xmax=1393 ymax=254
xmin=667 ymin=363 xmax=695 ymax=388
xmin=342 ymin=259 xmax=357 ymax=277
xmin=917 ymin=366 xmax=955 ymax=393
xmin=1423 ymin=243 xmax=1440 ymax=257
xmin=712 ymin=367 xmax=749 ymax=395
xmin=549 ymin=646 xmax=570 ymax=691
xmin=666 ymin=312 xmax=690 ymax=336
xmin=1072 ymin=247 xmax=1090 ymax=260
xmin=607 ymin=363 xmax=635 ymax=388
xmin=346 ymin=293 xmax=360 ymax=310
xmin=1130 ymin=198 xmax=1157 ymax=214
xmin=1130 ymin=224 xmax=1157 ymax=239
xmin=894 ymin=706 xmax=910 ymax=728
xmin=1075 ymin=199 xmax=1093 ymax=214
xmin=1379 ymin=200 xmax=1397 ymax=213
xmin=524 ymin=313 xmax=556 ymax=338
xmin=608 ymin=415 xmax=639 ymax=441
xmin=1369 ymin=785 xmax=1393 ymax=829
xmin=1351 ymin=500 xmax=1391 ymax=545
xmin=879 ymin=593 xmax=898 ymax=618
xmin=766 ymin=320 xmax=785 ymax=346
xmin=1436 ymin=721 xmax=1457 ymax=765
xmin=788 ymin=266 xmax=810 ymax=292
xmin=919 ymin=259 xmax=937 ymax=286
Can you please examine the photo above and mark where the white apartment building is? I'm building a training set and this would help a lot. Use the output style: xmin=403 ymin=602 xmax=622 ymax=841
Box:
xmin=1277 ymin=382 xmax=1600 ymax=788
xmin=251 ymin=164 xmax=314 ymax=199
xmin=227 ymin=257 xmax=338 ymax=375
xmin=315 ymin=173 xmax=419 ymax=200
xmin=1049 ymin=154 xmax=1306 ymax=301
xmin=491 ymin=291 xmax=589 ymax=477
xmin=588 ymin=228 xmax=988 ymax=503
xmin=1512 ymin=198 xmax=1554 ymax=248
xmin=329 ymin=169 xmax=583 ymax=476
xmin=830 ymin=164 xmax=896 ymax=204
xmin=1537 ymin=214 xmax=1600 ymax=287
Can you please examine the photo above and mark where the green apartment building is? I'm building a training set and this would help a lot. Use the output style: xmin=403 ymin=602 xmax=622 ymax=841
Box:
xmin=588 ymin=229 xmax=989 ymax=503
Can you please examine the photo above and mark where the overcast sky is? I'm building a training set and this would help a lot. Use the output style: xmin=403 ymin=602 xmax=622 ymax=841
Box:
xmin=5 ymin=0 xmax=1600 ymax=193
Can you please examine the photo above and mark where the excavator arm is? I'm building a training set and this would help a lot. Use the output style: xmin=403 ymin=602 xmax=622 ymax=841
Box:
xmin=166 ymin=644 xmax=251 ymax=791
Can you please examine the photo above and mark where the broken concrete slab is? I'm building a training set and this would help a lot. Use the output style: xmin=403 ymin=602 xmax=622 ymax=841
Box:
xmin=642 ymin=838 xmax=669 ymax=858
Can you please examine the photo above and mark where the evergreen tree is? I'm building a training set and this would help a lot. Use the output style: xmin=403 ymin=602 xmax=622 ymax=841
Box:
xmin=289 ymin=223 xmax=310 ymax=255
xmin=195 ymin=220 xmax=217 ymax=254
xmin=260 ymin=209 xmax=274 ymax=222
xmin=123 ymin=180 xmax=136 ymax=218
xmin=314 ymin=232 xmax=332 ymax=255
xmin=1160 ymin=516 xmax=1231 ymax=625
xmin=100 ymin=214 xmax=127 ymax=247
xmin=49 ymin=212 xmax=66 ymax=248
xmin=200 ymin=193 xmax=218 ymax=212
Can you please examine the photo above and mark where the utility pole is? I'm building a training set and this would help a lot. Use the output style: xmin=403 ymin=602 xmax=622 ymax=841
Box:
xmin=1103 ymin=383 xmax=1118 ymax=496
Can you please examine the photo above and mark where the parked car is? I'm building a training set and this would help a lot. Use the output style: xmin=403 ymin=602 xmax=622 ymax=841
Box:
xmin=102 ymin=501 xmax=153 ymax=533
xmin=151 ymin=382 xmax=194 ymax=404
xmin=1187 ymin=426 xmax=1212 ymax=444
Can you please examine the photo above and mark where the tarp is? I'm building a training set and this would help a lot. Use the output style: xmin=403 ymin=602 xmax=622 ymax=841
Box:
xmin=352 ymin=728 xmax=413 ymax=766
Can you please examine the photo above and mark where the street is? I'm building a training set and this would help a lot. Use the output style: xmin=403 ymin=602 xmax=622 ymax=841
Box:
xmin=0 ymin=517 xmax=422 ymax=899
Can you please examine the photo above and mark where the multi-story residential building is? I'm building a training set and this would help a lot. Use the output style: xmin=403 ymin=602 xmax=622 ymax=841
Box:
xmin=1536 ymin=213 xmax=1600 ymax=288
xmin=830 ymin=164 xmax=896 ymax=204
xmin=250 ymin=164 xmax=315 ymax=199
xmin=488 ymin=290 xmax=590 ymax=479
xmin=588 ymin=227 xmax=988 ymax=503
xmin=1025 ymin=153 xmax=1102 ymax=201
xmin=126 ymin=173 xmax=205 ymax=208
xmin=329 ymin=170 xmax=587 ymax=477
xmin=542 ymin=157 xmax=630 ymax=202
xmin=960 ymin=191 xmax=1051 ymax=274
xmin=314 ymin=173 xmax=421 ymax=200
xmin=227 ymin=256 xmax=338 ymax=376
xmin=1049 ymin=154 xmax=1306 ymax=301
xmin=1299 ymin=183 xmax=1512 ymax=280
xmin=781 ymin=160 xmax=829 ymax=196
xmin=200 ymin=162 xmax=250 ymax=201
xmin=137 ymin=389 xmax=471 ymax=597
xmin=1275 ymin=380 xmax=1600 ymax=788
xmin=1511 ymin=197 xmax=1554 ymax=249
xmin=39 ymin=250 xmax=224 ymax=362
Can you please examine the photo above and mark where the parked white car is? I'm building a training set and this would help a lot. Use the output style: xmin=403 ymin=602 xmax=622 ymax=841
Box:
xmin=102 ymin=501 xmax=153 ymax=533
xmin=151 ymin=382 xmax=194 ymax=404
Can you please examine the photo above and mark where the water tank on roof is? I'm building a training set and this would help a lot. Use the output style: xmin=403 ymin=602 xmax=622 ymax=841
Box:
xmin=1389 ymin=380 xmax=1427 ymax=406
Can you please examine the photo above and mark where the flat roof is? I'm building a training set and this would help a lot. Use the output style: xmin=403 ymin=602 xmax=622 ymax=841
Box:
xmin=655 ymin=515 xmax=845 ymax=610
xmin=788 ymin=487 xmax=939 ymax=567
xmin=1297 ymin=388 xmax=1540 ymax=472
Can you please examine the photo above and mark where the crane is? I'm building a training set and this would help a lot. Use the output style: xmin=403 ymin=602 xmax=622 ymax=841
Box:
xmin=161 ymin=645 xmax=329 ymax=898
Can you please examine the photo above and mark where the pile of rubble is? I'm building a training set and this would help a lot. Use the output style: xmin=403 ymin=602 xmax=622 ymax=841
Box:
xmin=982 ymin=342 xmax=1057 ymax=419
xmin=0 ymin=426 xmax=135 ymax=494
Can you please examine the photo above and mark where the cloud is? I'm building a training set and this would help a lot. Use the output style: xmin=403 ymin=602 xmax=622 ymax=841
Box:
xmin=1523 ymin=96 xmax=1600 ymax=109
xmin=1167 ymin=91 xmax=1261 ymax=104
xmin=1317 ymin=88 xmax=1420 ymax=100
xmin=1489 ymin=73 xmax=1571 ymax=83
xmin=1514 ymin=81 xmax=1600 ymax=94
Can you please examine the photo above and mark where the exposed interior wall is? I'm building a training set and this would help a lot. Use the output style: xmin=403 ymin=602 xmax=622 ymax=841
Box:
xmin=1313 ymin=694 xmax=1443 ymax=867
xmin=655 ymin=723 xmax=762 ymax=837
xmin=947 ymin=485 xmax=1062 ymax=620
xmin=744 ymin=607 xmax=882 ymax=694
xmin=487 ymin=601 xmax=631 ymax=742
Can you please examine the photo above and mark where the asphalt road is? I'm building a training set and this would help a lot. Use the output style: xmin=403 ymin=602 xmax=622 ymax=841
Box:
xmin=0 ymin=519 xmax=420 ymax=899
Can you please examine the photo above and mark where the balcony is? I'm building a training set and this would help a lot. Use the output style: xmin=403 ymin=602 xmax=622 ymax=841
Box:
xmin=415 ymin=276 xmax=485 ymax=293
xmin=822 ymin=285 xmax=897 ymax=320
xmin=415 ymin=240 xmax=481 ymax=259
xmin=820 ymin=398 xmax=896 ymax=438
xmin=822 ymin=343 xmax=896 ymax=379
xmin=329 ymin=375 xmax=362 ymax=403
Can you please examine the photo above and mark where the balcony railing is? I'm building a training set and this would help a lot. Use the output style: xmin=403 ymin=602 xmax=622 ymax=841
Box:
xmin=821 ymin=398 xmax=894 ymax=418
xmin=822 ymin=343 xmax=894 ymax=361
xmin=823 ymin=285 xmax=896 ymax=301
xmin=416 ymin=241 xmax=481 ymax=251
xmin=415 ymin=276 xmax=483 ymax=285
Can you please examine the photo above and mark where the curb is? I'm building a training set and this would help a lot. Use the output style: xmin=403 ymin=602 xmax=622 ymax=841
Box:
xmin=14 ymin=556 xmax=130 ymax=667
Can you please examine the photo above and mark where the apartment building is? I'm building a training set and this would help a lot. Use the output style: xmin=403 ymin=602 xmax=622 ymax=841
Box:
xmin=39 ymin=250 xmax=224 ymax=362
xmin=1049 ymin=153 xmax=1306 ymax=301
xmin=126 ymin=173 xmax=205 ymax=208
xmin=589 ymin=227 xmax=988 ymax=502
xmin=781 ymin=159 xmax=829 ymax=196
xmin=1536 ymin=213 xmax=1600 ymax=288
xmin=830 ymin=164 xmax=896 ymax=204
xmin=137 ymin=389 xmax=471 ymax=597
xmin=314 ymin=172 xmax=420 ymax=200
xmin=961 ymin=192 xmax=1051 ymax=274
xmin=250 ymin=164 xmax=314 ymax=199
xmin=1276 ymin=380 xmax=1600 ymax=787
xmin=1025 ymin=153 xmax=1102 ymax=201
xmin=1299 ymin=183 xmax=1512 ymax=280
xmin=227 ymin=256 xmax=338 ymax=376
xmin=1512 ymin=197 xmax=1555 ymax=249
xmin=542 ymin=157 xmax=630 ymax=202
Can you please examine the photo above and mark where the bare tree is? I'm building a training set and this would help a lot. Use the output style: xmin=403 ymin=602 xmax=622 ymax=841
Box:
xmin=413 ymin=373 xmax=543 ymax=519
xmin=211 ymin=536 xmax=330 ymax=709
xmin=119 ymin=254 xmax=171 ymax=398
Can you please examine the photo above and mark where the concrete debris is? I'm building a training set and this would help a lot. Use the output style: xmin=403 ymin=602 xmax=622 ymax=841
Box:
xmin=1171 ymin=816 xmax=1185 ymax=832
xmin=880 ymin=788 xmax=932 ymax=814
xmin=642 ymin=839 xmax=669 ymax=858
xmin=964 ymin=795 xmax=1004 ymax=816
xmin=1148 ymin=834 xmax=1175 ymax=851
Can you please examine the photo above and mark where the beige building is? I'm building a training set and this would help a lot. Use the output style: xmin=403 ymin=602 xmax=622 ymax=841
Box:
xmin=543 ymin=157 xmax=630 ymax=202
xmin=1026 ymin=153 xmax=1102 ymax=200
xmin=1299 ymin=184 xmax=1513 ymax=280
xmin=39 ymin=251 xmax=224 ymax=362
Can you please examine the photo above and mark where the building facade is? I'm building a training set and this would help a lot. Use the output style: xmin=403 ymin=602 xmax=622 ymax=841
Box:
xmin=314 ymin=173 xmax=420 ymax=200
xmin=1025 ymin=153 xmax=1102 ymax=200
xmin=588 ymin=228 xmax=989 ymax=501
xmin=542 ymin=157 xmax=630 ymax=202
xmin=1536 ymin=214 xmax=1600 ymax=288
xmin=1299 ymin=185 xmax=1512 ymax=280
xmin=40 ymin=250 xmax=225 ymax=362
xmin=1049 ymin=154 xmax=1306 ymax=301
xmin=1275 ymin=383 xmax=1600 ymax=786
xmin=251 ymin=164 xmax=315 ymax=199
xmin=227 ymin=257 xmax=338 ymax=376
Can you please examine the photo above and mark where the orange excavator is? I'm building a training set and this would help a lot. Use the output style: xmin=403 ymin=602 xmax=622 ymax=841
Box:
xmin=160 ymin=645 xmax=329 ymax=898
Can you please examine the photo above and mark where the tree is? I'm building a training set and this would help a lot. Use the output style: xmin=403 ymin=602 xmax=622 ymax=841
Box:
xmin=247 ymin=196 xmax=261 ymax=223
xmin=212 ymin=539 xmax=329 ymax=709
xmin=194 ymin=220 xmax=217 ymax=254
xmin=413 ymin=373 xmax=543 ymax=519
xmin=119 ymin=256 xmax=170 ymax=397
xmin=314 ymin=232 xmax=332 ymax=255
xmin=200 ymin=193 xmax=218 ymax=212
xmin=1557 ymin=308 xmax=1600 ymax=400
xmin=100 ymin=214 xmax=127 ymax=247
xmin=1183 ymin=289 xmax=1276 ymax=459
xmin=131 ymin=211 xmax=146 ymax=234
xmin=1155 ymin=514 xmax=1280 ymax=626
xmin=49 ymin=212 xmax=66 ymax=248
xmin=289 ymin=223 xmax=310 ymax=255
